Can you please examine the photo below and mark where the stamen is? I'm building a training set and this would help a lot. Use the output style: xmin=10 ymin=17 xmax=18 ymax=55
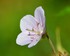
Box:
xmin=26 ymin=29 xmax=31 ymax=31
xmin=32 ymin=28 xmax=34 ymax=31
xmin=31 ymin=37 xmax=34 ymax=39
xmin=28 ymin=32 xmax=35 ymax=36
xmin=26 ymin=28 xmax=35 ymax=32
xmin=37 ymin=22 xmax=39 ymax=27
xmin=28 ymin=32 xmax=31 ymax=36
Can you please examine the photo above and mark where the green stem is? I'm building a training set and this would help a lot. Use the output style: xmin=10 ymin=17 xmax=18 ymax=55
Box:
xmin=46 ymin=34 xmax=56 ymax=56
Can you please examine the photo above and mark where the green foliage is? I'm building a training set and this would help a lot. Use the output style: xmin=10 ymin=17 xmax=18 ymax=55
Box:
xmin=0 ymin=0 xmax=70 ymax=56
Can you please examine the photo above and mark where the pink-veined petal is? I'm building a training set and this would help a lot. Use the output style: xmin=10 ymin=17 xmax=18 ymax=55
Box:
xmin=20 ymin=15 xmax=37 ymax=32
xmin=34 ymin=6 xmax=45 ymax=28
xmin=16 ymin=32 xmax=31 ymax=46
xmin=28 ymin=35 xmax=41 ymax=48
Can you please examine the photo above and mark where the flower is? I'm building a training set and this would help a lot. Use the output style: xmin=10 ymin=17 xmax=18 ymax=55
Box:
xmin=16 ymin=6 xmax=45 ymax=48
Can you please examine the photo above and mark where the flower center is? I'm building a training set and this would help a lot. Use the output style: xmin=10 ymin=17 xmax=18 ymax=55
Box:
xmin=26 ymin=28 xmax=43 ymax=36
xmin=35 ymin=30 xmax=43 ymax=35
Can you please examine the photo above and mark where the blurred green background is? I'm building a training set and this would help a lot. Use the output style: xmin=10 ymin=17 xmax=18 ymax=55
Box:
xmin=0 ymin=0 xmax=70 ymax=56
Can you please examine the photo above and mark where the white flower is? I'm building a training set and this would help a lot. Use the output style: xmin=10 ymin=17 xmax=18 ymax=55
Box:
xmin=16 ymin=6 xmax=45 ymax=48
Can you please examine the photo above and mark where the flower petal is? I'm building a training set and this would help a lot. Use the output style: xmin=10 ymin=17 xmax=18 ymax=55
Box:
xmin=16 ymin=33 xmax=31 ymax=46
xmin=20 ymin=15 xmax=37 ymax=32
xmin=28 ymin=35 xmax=41 ymax=48
xmin=34 ymin=6 xmax=45 ymax=28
